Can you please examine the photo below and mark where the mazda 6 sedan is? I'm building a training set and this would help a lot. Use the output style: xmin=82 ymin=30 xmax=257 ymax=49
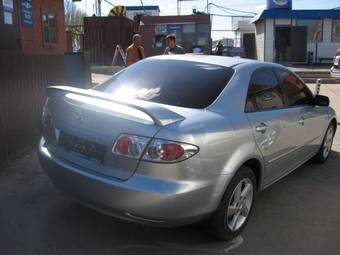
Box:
xmin=39 ymin=55 xmax=337 ymax=240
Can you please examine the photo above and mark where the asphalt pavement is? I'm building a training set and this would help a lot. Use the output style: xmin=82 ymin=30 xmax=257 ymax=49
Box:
xmin=0 ymin=83 xmax=339 ymax=255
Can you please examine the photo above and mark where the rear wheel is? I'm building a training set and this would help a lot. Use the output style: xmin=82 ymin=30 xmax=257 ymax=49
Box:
xmin=208 ymin=166 xmax=256 ymax=241
xmin=313 ymin=124 xmax=335 ymax=163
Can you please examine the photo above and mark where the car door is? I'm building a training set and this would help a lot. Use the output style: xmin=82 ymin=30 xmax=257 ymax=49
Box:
xmin=274 ymin=68 xmax=325 ymax=158
xmin=245 ymin=68 xmax=304 ymax=186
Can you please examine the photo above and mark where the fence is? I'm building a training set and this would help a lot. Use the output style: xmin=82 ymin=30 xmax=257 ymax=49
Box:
xmin=0 ymin=53 xmax=64 ymax=168
xmin=84 ymin=16 xmax=137 ymax=66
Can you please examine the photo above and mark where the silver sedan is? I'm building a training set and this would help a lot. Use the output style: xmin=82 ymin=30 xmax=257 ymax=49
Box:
xmin=39 ymin=55 xmax=337 ymax=240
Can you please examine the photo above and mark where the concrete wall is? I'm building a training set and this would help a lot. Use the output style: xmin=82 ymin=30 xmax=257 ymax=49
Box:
xmin=255 ymin=20 xmax=265 ymax=61
xmin=274 ymin=18 xmax=291 ymax=26
xmin=264 ymin=19 xmax=274 ymax=61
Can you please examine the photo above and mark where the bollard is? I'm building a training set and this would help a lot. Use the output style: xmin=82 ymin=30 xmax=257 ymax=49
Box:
xmin=314 ymin=78 xmax=322 ymax=95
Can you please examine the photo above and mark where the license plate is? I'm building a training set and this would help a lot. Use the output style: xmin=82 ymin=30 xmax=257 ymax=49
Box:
xmin=59 ymin=133 xmax=106 ymax=164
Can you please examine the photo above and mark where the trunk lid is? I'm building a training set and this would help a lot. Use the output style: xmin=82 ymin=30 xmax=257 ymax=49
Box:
xmin=44 ymin=86 xmax=185 ymax=180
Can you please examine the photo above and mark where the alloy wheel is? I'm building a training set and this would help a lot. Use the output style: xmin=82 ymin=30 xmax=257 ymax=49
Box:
xmin=226 ymin=178 xmax=254 ymax=232
xmin=323 ymin=126 xmax=334 ymax=159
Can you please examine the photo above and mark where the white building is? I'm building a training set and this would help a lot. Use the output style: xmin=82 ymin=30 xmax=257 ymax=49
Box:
xmin=252 ymin=0 xmax=340 ymax=63
xmin=232 ymin=16 xmax=256 ymax=59
xmin=126 ymin=6 xmax=160 ymax=21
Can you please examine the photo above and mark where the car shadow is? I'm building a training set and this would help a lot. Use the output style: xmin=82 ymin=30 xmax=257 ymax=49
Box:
xmin=44 ymin=200 xmax=238 ymax=254
xmin=41 ymin=150 xmax=340 ymax=255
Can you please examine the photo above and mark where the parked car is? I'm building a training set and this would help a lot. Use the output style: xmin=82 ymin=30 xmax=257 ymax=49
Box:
xmin=330 ymin=48 xmax=340 ymax=78
xmin=39 ymin=55 xmax=337 ymax=240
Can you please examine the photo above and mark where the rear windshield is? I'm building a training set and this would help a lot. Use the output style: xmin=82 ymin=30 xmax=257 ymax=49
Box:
xmin=96 ymin=59 xmax=234 ymax=109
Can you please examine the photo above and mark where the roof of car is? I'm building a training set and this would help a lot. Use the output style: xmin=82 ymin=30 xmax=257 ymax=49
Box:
xmin=149 ymin=54 xmax=257 ymax=68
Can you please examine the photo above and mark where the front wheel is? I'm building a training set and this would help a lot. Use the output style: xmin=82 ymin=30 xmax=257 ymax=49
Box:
xmin=313 ymin=123 xmax=335 ymax=163
xmin=208 ymin=166 xmax=256 ymax=241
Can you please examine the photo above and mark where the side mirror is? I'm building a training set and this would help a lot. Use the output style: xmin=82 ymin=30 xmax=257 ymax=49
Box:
xmin=313 ymin=95 xmax=330 ymax=107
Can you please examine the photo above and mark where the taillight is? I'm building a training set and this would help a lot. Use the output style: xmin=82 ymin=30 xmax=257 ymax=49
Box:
xmin=112 ymin=135 xmax=199 ymax=163
xmin=143 ymin=139 xmax=199 ymax=162
xmin=42 ymin=99 xmax=55 ymax=139
xmin=112 ymin=134 xmax=150 ymax=159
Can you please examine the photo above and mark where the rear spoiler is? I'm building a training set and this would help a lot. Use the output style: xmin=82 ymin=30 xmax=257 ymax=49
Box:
xmin=47 ymin=86 xmax=185 ymax=127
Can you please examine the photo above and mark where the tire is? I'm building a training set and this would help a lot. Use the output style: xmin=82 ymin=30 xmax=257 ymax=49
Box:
xmin=313 ymin=123 xmax=335 ymax=164
xmin=208 ymin=166 xmax=256 ymax=241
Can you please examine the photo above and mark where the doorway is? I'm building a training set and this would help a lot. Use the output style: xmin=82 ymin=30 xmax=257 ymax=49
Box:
xmin=243 ymin=33 xmax=256 ymax=59
xmin=275 ymin=26 xmax=307 ymax=63
xmin=275 ymin=27 xmax=291 ymax=62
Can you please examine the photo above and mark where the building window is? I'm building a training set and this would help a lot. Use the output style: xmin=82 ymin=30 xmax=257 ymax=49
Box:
xmin=154 ymin=35 xmax=166 ymax=48
xmin=196 ymin=24 xmax=209 ymax=33
xmin=196 ymin=23 xmax=210 ymax=46
xmin=296 ymin=19 xmax=323 ymax=42
xmin=332 ymin=19 xmax=340 ymax=42
xmin=42 ymin=14 xmax=57 ymax=45
xmin=155 ymin=24 xmax=167 ymax=35
xmin=183 ymin=24 xmax=195 ymax=33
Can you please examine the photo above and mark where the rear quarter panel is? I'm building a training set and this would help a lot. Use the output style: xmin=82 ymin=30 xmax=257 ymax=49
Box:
xmin=136 ymin=64 xmax=267 ymax=212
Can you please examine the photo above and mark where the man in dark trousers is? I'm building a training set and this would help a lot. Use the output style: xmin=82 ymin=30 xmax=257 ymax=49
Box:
xmin=215 ymin=41 xmax=224 ymax=56
xmin=164 ymin=34 xmax=185 ymax=55
xmin=126 ymin=34 xmax=145 ymax=66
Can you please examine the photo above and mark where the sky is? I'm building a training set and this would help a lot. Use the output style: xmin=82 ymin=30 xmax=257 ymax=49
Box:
xmin=74 ymin=0 xmax=340 ymax=40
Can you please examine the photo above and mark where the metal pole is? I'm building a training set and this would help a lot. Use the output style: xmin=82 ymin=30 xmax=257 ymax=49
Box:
xmin=315 ymin=79 xmax=322 ymax=95
xmin=207 ymin=0 xmax=209 ymax=13
xmin=98 ymin=0 xmax=101 ymax=16
xmin=94 ymin=1 xmax=97 ymax=15
xmin=178 ymin=0 xmax=181 ymax=15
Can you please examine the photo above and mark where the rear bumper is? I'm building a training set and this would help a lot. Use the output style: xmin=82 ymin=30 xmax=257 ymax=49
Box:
xmin=38 ymin=138 xmax=229 ymax=227
xmin=330 ymin=66 xmax=340 ymax=78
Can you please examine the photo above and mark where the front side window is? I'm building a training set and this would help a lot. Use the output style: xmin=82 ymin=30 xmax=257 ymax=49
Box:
xmin=274 ymin=69 xmax=313 ymax=107
xmin=332 ymin=19 xmax=340 ymax=42
xmin=296 ymin=19 xmax=323 ymax=42
xmin=246 ymin=68 xmax=285 ymax=112
xmin=96 ymin=59 xmax=234 ymax=109
xmin=42 ymin=14 xmax=57 ymax=45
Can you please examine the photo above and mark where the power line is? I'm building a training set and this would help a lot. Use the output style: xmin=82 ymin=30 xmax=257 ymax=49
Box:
xmin=212 ymin=0 xmax=305 ymax=8
xmin=103 ymin=0 xmax=114 ymax=7
xmin=210 ymin=13 xmax=254 ymax=18
xmin=208 ymin=3 xmax=256 ymax=15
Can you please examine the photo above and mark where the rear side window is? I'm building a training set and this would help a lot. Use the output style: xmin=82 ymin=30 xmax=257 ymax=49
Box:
xmin=274 ymin=69 xmax=313 ymax=106
xmin=96 ymin=59 xmax=234 ymax=109
xmin=245 ymin=68 xmax=285 ymax=112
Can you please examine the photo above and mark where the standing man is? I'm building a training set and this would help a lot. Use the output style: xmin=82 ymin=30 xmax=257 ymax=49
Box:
xmin=215 ymin=41 xmax=224 ymax=56
xmin=164 ymin=34 xmax=185 ymax=55
xmin=126 ymin=34 xmax=145 ymax=66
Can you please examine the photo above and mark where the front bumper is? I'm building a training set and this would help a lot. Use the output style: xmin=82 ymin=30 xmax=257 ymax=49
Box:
xmin=330 ymin=66 xmax=340 ymax=78
xmin=38 ymin=138 xmax=229 ymax=227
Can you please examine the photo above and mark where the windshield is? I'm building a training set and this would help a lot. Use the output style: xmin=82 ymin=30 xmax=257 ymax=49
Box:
xmin=96 ymin=59 xmax=234 ymax=109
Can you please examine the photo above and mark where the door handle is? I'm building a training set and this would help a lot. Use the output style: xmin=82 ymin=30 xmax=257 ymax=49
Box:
xmin=255 ymin=123 xmax=268 ymax=134
xmin=298 ymin=116 xmax=305 ymax=125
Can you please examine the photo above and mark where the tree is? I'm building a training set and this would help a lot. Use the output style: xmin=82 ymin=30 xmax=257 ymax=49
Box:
xmin=64 ymin=0 xmax=87 ymax=26
xmin=64 ymin=0 xmax=87 ymax=52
